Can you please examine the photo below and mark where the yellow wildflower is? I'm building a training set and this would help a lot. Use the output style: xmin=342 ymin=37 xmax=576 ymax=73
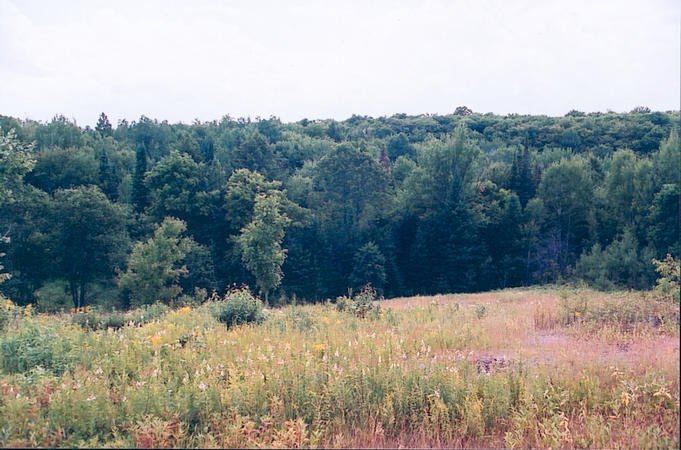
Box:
xmin=574 ymin=311 xmax=581 ymax=318
xmin=179 ymin=306 xmax=191 ymax=314
xmin=149 ymin=335 xmax=162 ymax=347
xmin=313 ymin=343 xmax=325 ymax=352
xmin=4 ymin=299 xmax=12 ymax=310
xmin=24 ymin=304 xmax=32 ymax=316
xmin=321 ymin=316 xmax=330 ymax=325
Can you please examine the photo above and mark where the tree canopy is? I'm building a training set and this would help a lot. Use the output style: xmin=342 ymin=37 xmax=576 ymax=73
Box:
xmin=0 ymin=109 xmax=678 ymax=308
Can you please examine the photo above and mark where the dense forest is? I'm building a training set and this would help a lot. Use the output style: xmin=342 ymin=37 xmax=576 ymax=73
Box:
xmin=0 ymin=108 xmax=678 ymax=310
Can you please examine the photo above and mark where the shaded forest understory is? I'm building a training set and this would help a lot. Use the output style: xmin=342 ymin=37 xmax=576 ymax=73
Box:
xmin=0 ymin=108 xmax=679 ymax=310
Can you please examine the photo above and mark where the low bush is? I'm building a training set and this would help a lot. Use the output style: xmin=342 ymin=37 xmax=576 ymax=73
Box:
xmin=0 ymin=297 xmax=24 ymax=331
xmin=653 ymin=254 xmax=680 ymax=298
xmin=335 ymin=284 xmax=381 ymax=318
xmin=0 ymin=319 xmax=79 ymax=375
xmin=70 ymin=303 xmax=170 ymax=331
xmin=211 ymin=287 xmax=265 ymax=327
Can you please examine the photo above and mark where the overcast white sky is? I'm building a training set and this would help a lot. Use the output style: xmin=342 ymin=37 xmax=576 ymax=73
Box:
xmin=1 ymin=0 xmax=679 ymax=127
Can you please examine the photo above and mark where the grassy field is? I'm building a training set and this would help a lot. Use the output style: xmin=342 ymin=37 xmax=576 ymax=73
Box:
xmin=0 ymin=287 xmax=678 ymax=448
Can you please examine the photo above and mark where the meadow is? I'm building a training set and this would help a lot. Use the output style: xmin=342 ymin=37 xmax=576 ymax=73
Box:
xmin=0 ymin=287 xmax=678 ymax=448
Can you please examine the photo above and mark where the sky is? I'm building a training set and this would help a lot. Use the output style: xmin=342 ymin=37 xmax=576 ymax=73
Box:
xmin=1 ymin=0 xmax=679 ymax=127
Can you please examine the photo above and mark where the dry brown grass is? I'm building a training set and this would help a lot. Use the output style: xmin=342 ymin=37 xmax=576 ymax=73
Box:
xmin=383 ymin=288 xmax=680 ymax=380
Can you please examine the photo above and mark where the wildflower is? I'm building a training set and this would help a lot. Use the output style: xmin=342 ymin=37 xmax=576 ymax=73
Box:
xmin=653 ymin=387 xmax=672 ymax=399
xmin=149 ymin=335 xmax=162 ymax=347
xmin=198 ymin=382 xmax=207 ymax=391
xmin=179 ymin=306 xmax=191 ymax=314
xmin=621 ymin=391 xmax=630 ymax=407
xmin=574 ymin=311 xmax=581 ymax=317
xmin=313 ymin=343 xmax=325 ymax=352
xmin=4 ymin=299 xmax=12 ymax=310
xmin=86 ymin=394 xmax=96 ymax=402
xmin=94 ymin=367 xmax=103 ymax=375
xmin=24 ymin=304 xmax=32 ymax=316
xmin=321 ymin=316 xmax=330 ymax=325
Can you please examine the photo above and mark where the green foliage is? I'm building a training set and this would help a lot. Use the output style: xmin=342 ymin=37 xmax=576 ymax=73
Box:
xmin=1 ymin=111 xmax=679 ymax=307
xmin=131 ymin=144 xmax=149 ymax=212
xmin=0 ymin=289 xmax=677 ymax=447
xmin=652 ymin=254 xmax=680 ymax=297
xmin=95 ymin=112 xmax=113 ymax=137
xmin=71 ymin=302 xmax=170 ymax=330
xmin=223 ymin=168 xmax=283 ymax=233
xmin=211 ymin=287 xmax=265 ymax=327
xmin=33 ymin=280 xmax=73 ymax=312
xmin=647 ymin=184 xmax=680 ymax=257
xmin=237 ymin=194 xmax=291 ymax=303
xmin=119 ymin=217 xmax=193 ymax=307
xmin=0 ymin=319 xmax=78 ymax=375
xmin=144 ymin=150 xmax=219 ymax=224
xmin=349 ymin=242 xmax=387 ymax=294
xmin=51 ymin=186 xmax=129 ymax=307
xmin=27 ymin=146 xmax=99 ymax=192
xmin=576 ymin=229 xmax=656 ymax=290
xmin=655 ymin=129 xmax=680 ymax=186
xmin=0 ymin=128 xmax=35 ymax=202
xmin=335 ymin=284 xmax=381 ymax=318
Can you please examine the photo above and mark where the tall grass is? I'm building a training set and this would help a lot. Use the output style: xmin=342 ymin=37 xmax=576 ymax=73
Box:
xmin=0 ymin=290 xmax=678 ymax=448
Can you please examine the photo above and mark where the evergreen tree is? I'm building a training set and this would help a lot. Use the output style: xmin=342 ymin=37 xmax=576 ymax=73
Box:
xmin=98 ymin=144 xmax=117 ymax=200
xmin=131 ymin=144 xmax=149 ymax=212
xmin=95 ymin=112 xmax=113 ymax=137
xmin=509 ymin=147 xmax=535 ymax=207
xmin=350 ymin=241 xmax=387 ymax=295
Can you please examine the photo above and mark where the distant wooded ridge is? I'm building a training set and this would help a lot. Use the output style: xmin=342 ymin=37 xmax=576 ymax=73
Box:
xmin=0 ymin=108 xmax=678 ymax=310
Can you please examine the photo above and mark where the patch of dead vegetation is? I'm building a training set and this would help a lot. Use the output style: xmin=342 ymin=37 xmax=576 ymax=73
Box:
xmin=385 ymin=289 xmax=680 ymax=379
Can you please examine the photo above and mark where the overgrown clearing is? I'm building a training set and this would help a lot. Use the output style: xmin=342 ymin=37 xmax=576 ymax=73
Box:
xmin=0 ymin=288 xmax=678 ymax=448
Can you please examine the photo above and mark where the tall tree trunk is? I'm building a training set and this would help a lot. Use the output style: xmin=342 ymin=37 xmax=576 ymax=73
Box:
xmin=264 ymin=290 xmax=269 ymax=307
xmin=79 ymin=280 xmax=86 ymax=308
xmin=70 ymin=279 xmax=79 ymax=309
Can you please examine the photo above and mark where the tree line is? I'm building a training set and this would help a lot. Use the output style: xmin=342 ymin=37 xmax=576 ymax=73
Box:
xmin=0 ymin=108 xmax=678 ymax=310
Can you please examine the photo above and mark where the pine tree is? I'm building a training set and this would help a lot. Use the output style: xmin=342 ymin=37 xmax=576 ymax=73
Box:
xmin=131 ymin=145 xmax=149 ymax=212
xmin=98 ymin=145 xmax=117 ymax=200
xmin=510 ymin=147 xmax=535 ymax=207
xmin=95 ymin=112 xmax=113 ymax=137
xmin=350 ymin=241 xmax=387 ymax=295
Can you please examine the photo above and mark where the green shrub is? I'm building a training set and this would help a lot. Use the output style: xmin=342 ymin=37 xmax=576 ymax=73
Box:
xmin=33 ymin=280 xmax=73 ymax=312
xmin=131 ymin=302 xmax=171 ymax=324
xmin=0 ymin=319 xmax=78 ymax=375
xmin=335 ymin=284 xmax=381 ymax=318
xmin=474 ymin=304 xmax=487 ymax=319
xmin=71 ymin=308 xmax=127 ymax=331
xmin=0 ymin=296 xmax=23 ymax=331
xmin=653 ymin=254 xmax=680 ymax=298
xmin=212 ymin=287 xmax=265 ymax=327
xmin=70 ymin=303 xmax=169 ymax=331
